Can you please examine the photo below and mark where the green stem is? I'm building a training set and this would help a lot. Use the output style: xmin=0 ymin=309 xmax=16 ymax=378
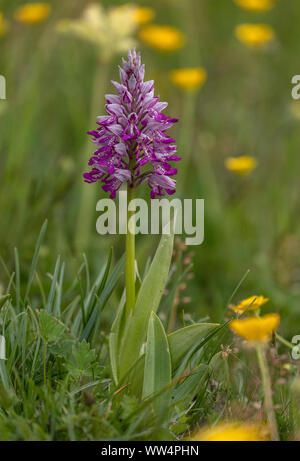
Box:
xmin=275 ymin=332 xmax=294 ymax=350
xmin=75 ymin=60 xmax=110 ymax=251
xmin=126 ymin=184 xmax=135 ymax=317
xmin=256 ymin=344 xmax=279 ymax=441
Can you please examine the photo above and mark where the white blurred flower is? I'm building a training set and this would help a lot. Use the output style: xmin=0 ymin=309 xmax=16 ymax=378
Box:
xmin=57 ymin=3 xmax=138 ymax=61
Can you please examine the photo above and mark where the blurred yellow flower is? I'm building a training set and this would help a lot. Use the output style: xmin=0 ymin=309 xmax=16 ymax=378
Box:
xmin=231 ymin=295 xmax=269 ymax=314
xmin=14 ymin=3 xmax=51 ymax=24
xmin=230 ymin=313 xmax=280 ymax=342
xmin=192 ymin=422 xmax=266 ymax=441
xmin=0 ymin=12 xmax=9 ymax=36
xmin=57 ymin=3 xmax=137 ymax=61
xmin=169 ymin=68 xmax=207 ymax=91
xmin=133 ymin=7 xmax=155 ymax=25
xmin=289 ymin=101 xmax=300 ymax=120
xmin=225 ymin=156 xmax=257 ymax=175
xmin=139 ymin=25 xmax=185 ymax=52
xmin=235 ymin=24 xmax=275 ymax=48
xmin=234 ymin=0 xmax=275 ymax=12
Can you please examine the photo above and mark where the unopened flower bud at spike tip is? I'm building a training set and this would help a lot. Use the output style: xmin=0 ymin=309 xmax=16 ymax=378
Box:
xmin=83 ymin=49 xmax=180 ymax=199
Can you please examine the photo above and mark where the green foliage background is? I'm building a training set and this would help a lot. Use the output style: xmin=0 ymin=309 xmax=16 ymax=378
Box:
xmin=0 ymin=0 xmax=300 ymax=441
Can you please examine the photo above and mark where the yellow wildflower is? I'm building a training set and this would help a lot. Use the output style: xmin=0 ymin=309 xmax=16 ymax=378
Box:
xmin=169 ymin=68 xmax=207 ymax=91
xmin=192 ymin=422 xmax=266 ymax=441
xmin=225 ymin=156 xmax=257 ymax=175
xmin=0 ymin=12 xmax=9 ymax=36
xmin=230 ymin=313 xmax=280 ymax=342
xmin=57 ymin=4 xmax=137 ymax=61
xmin=139 ymin=25 xmax=185 ymax=52
xmin=235 ymin=24 xmax=275 ymax=48
xmin=234 ymin=0 xmax=275 ymax=12
xmin=231 ymin=295 xmax=269 ymax=314
xmin=14 ymin=3 xmax=51 ymax=24
xmin=133 ymin=7 xmax=155 ymax=25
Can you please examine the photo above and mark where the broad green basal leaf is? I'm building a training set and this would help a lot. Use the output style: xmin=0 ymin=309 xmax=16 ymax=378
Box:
xmin=142 ymin=312 xmax=172 ymax=409
xmin=168 ymin=323 xmax=219 ymax=371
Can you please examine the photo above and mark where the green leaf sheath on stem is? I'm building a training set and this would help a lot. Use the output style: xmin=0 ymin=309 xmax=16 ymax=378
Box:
xmin=119 ymin=225 xmax=174 ymax=381
xmin=142 ymin=312 xmax=172 ymax=407
xmin=256 ymin=344 xmax=279 ymax=441
xmin=126 ymin=184 xmax=136 ymax=317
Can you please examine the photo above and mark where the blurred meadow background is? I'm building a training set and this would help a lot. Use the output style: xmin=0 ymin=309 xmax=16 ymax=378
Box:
xmin=1 ymin=0 xmax=300 ymax=441
xmin=1 ymin=0 xmax=300 ymax=333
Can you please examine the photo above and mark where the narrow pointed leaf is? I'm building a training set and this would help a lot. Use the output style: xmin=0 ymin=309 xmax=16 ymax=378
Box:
xmin=46 ymin=256 xmax=61 ymax=313
xmin=109 ymin=333 xmax=119 ymax=385
xmin=25 ymin=220 xmax=48 ymax=300
xmin=170 ymin=364 xmax=209 ymax=408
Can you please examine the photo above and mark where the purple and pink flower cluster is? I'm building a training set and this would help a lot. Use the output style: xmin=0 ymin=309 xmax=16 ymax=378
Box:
xmin=84 ymin=49 xmax=180 ymax=199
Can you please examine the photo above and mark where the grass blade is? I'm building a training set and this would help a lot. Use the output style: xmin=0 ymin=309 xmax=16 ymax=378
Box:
xmin=24 ymin=220 xmax=48 ymax=301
